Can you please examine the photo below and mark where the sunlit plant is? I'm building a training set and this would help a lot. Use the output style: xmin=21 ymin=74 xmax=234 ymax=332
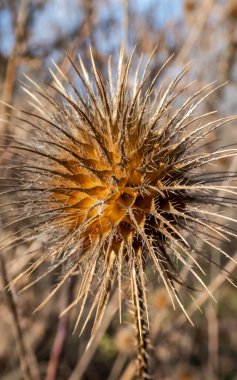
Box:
xmin=1 ymin=47 xmax=237 ymax=379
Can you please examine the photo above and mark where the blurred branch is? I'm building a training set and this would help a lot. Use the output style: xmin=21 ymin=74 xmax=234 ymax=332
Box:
xmin=45 ymin=277 xmax=76 ymax=380
xmin=206 ymin=303 xmax=218 ymax=378
xmin=0 ymin=256 xmax=41 ymax=380
xmin=69 ymin=290 xmax=118 ymax=380
xmin=175 ymin=0 xmax=215 ymax=63
xmin=119 ymin=361 xmax=136 ymax=380
xmin=1 ymin=0 xmax=30 ymax=139
xmin=121 ymin=0 xmax=129 ymax=50
xmin=107 ymin=353 xmax=127 ymax=380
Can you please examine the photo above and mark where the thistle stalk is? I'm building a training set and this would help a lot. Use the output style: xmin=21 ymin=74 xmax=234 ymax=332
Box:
xmin=132 ymin=251 xmax=150 ymax=379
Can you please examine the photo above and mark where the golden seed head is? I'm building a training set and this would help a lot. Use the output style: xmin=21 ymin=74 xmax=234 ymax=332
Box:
xmin=1 ymin=48 xmax=237 ymax=344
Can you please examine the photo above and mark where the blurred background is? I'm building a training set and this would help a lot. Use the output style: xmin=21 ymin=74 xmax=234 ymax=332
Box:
xmin=1 ymin=0 xmax=237 ymax=379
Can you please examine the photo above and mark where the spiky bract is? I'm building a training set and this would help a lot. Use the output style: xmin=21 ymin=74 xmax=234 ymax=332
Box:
xmin=1 ymin=48 xmax=237 ymax=378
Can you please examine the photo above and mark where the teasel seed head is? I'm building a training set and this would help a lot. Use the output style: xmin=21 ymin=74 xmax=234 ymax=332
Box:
xmin=1 ymin=47 xmax=237 ymax=378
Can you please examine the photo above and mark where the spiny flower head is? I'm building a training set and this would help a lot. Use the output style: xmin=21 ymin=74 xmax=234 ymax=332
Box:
xmin=1 ymin=48 xmax=237 ymax=376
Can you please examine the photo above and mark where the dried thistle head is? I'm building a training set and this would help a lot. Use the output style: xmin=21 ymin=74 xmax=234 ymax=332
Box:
xmin=1 ymin=48 xmax=237 ymax=378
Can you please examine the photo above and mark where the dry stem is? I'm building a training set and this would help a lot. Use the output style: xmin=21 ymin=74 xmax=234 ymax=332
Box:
xmin=0 ymin=256 xmax=41 ymax=380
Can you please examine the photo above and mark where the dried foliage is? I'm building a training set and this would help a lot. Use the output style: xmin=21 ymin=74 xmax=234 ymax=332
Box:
xmin=1 ymin=47 xmax=237 ymax=378
xmin=1 ymin=1 xmax=237 ymax=380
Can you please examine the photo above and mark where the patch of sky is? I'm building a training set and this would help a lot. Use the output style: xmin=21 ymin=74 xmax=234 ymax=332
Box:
xmin=132 ymin=0 xmax=183 ymax=27
xmin=94 ymin=0 xmax=184 ymax=55
xmin=29 ymin=0 xmax=83 ymax=49
xmin=93 ymin=1 xmax=124 ymax=55
xmin=0 ymin=9 xmax=15 ymax=56
xmin=0 ymin=0 xmax=184 ymax=58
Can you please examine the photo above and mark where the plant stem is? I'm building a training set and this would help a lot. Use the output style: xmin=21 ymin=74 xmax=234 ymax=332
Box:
xmin=1 ymin=256 xmax=41 ymax=380
xmin=45 ymin=277 xmax=76 ymax=380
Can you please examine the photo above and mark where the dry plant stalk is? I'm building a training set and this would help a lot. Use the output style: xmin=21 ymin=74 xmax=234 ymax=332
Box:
xmin=1 ymin=47 xmax=237 ymax=379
